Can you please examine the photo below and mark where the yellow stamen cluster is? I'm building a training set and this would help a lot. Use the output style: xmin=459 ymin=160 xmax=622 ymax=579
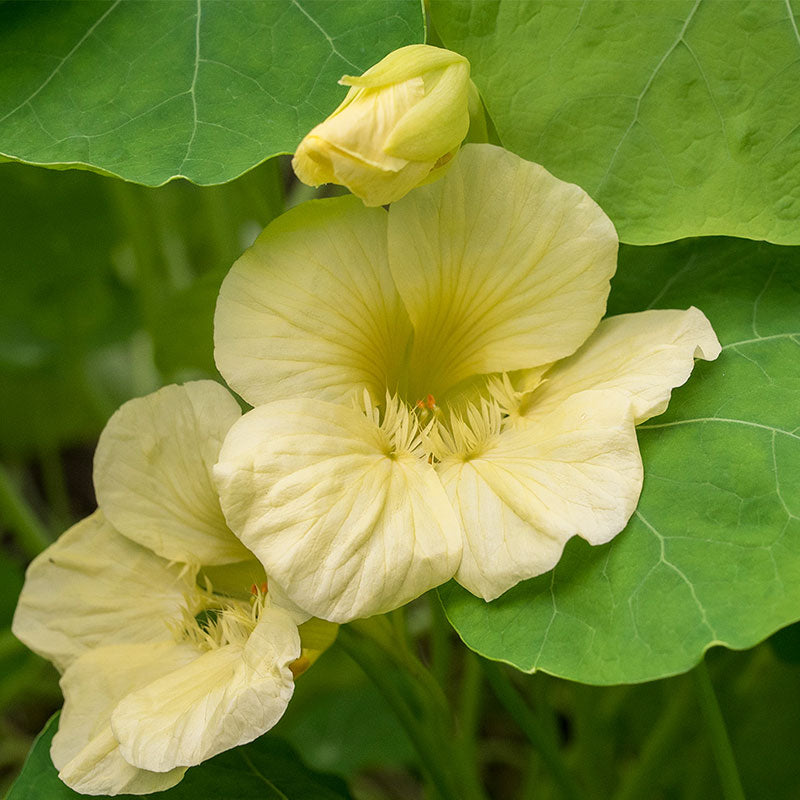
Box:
xmin=173 ymin=580 xmax=267 ymax=652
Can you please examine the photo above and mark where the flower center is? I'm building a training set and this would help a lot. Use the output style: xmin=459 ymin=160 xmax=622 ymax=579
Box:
xmin=174 ymin=576 xmax=266 ymax=652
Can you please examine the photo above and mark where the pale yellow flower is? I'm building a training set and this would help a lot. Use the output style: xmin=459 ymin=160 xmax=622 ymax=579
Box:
xmin=13 ymin=382 xmax=333 ymax=795
xmin=292 ymin=44 xmax=471 ymax=206
xmin=213 ymin=144 xmax=720 ymax=623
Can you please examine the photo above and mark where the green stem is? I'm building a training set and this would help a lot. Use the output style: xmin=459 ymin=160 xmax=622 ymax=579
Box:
xmin=0 ymin=465 xmax=51 ymax=557
xmin=613 ymin=678 xmax=693 ymax=800
xmin=108 ymin=181 xmax=164 ymax=329
xmin=337 ymin=626 xmax=462 ymax=800
xmin=37 ymin=446 xmax=71 ymax=529
xmin=458 ymin=649 xmax=482 ymax=767
xmin=481 ymin=660 xmax=584 ymax=800
xmin=692 ymin=659 xmax=746 ymax=800
xmin=429 ymin=592 xmax=452 ymax=689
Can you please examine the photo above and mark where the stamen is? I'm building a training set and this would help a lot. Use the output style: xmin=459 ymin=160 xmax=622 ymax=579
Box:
xmin=425 ymin=396 xmax=503 ymax=462
xmin=174 ymin=577 xmax=268 ymax=652
xmin=358 ymin=390 xmax=426 ymax=456
xmin=415 ymin=393 xmax=437 ymax=411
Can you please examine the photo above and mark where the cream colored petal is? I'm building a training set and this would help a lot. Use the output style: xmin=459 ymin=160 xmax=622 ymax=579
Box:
xmin=93 ymin=381 xmax=249 ymax=566
xmin=317 ymin=141 xmax=432 ymax=207
xmin=214 ymin=196 xmax=412 ymax=405
xmin=439 ymin=390 xmax=643 ymax=601
xmin=12 ymin=511 xmax=192 ymax=672
xmin=214 ymin=399 xmax=462 ymax=622
xmin=388 ymin=143 xmax=618 ymax=400
xmin=53 ymin=642 xmax=195 ymax=795
xmin=112 ymin=608 xmax=300 ymax=772
xmin=526 ymin=307 xmax=721 ymax=424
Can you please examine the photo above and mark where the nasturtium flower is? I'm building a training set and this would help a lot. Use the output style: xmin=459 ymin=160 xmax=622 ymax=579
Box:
xmin=292 ymin=44 xmax=472 ymax=206
xmin=213 ymin=144 xmax=720 ymax=623
xmin=12 ymin=381 xmax=334 ymax=796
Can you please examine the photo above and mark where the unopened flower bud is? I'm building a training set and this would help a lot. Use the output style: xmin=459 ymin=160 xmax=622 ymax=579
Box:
xmin=292 ymin=44 xmax=472 ymax=206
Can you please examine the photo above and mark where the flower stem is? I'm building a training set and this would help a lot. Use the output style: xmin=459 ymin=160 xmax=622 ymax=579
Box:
xmin=0 ymin=464 xmax=51 ymax=558
xmin=692 ymin=658 xmax=746 ymax=800
xmin=337 ymin=625 xmax=462 ymax=800
xmin=340 ymin=622 xmax=488 ymax=800
xmin=429 ymin=592 xmax=452 ymax=688
xmin=612 ymin=677 xmax=693 ymax=800
xmin=481 ymin=659 xmax=585 ymax=800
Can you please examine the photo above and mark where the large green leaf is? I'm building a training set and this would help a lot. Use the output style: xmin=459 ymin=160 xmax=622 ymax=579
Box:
xmin=440 ymin=237 xmax=800 ymax=685
xmin=432 ymin=0 xmax=800 ymax=245
xmin=0 ymin=1 xmax=424 ymax=185
xmin=8 ymin=714 xmax=353 ymax=799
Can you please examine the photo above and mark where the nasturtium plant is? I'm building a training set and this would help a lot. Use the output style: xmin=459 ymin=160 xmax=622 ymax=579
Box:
xmin=431 ymin=0 xmax=800 ymax=245
xmin=0 ymin=0 xmax=424 ymax=184
xmin=3 ymin=5 xmax=800 ymax=800
xmin=440 ymin=236 xmax=800 ymax=684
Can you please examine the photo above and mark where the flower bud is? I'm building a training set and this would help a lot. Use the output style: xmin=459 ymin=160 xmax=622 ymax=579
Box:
xmin=292 ymin=44 xmax=472 ymax=206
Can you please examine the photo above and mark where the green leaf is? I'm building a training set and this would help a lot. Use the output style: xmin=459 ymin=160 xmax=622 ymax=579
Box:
xmin=0 ymin=0 xmax=424 ymax=186
xmin=431 ymin=0 xmax=800 ymax=245
xmin=440 ymin=237 xmax=800 ymax=684
xmin=8 ymin=713 xmax=354 ymax=799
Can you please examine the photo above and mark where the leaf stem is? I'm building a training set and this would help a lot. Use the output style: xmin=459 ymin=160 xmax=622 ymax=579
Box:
xmin=481 ymin=659 xmax=584 ymax=800
xmin=613 ymin=677 xmax=693 ymax=800
xmin=0 ymin=464 xmax=51 ymax=558
xmin=692 ymin=658 xmax=746 ymax=800
xmin=429 ymin=592 xmax=452 ymax=689
xmin=458 ymin=649 xmax=482 ymax=748
xmin=37 ymin=446 xmax=72 ymax=530
xmin=337 ymin=625 xmax=463 ymax=800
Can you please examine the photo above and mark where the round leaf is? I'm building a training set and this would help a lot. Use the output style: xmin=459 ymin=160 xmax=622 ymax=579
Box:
xmin=440 ymin=237 xmax=800 ymax=684
xmin=0 ymin=0 xmax=424 ymax=185
xmin=432 ymin=0 xmax=800 ymax=245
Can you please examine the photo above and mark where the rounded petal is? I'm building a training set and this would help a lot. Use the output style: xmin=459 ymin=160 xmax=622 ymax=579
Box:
xmin=53 ymin=642 xmax=195 ymax=795
xmin=387 ymin=143 xmax=618 ymax=399
xmin=12 ymin=512 xmax=192 ymax=672
xmin=112 ymin=608 xmax=300 ymax=772
xmin=214 ymin=197 xmax=412 ymax=406
xmin=527 ymin=307 xmax=722 ymax=424
xmin=93 ymin=381 xmax=249 ymax=566
xmin=214 ymin=399 xmax=462 ymax=622
xmin=439 ymin=391 xmax=643 ymax=601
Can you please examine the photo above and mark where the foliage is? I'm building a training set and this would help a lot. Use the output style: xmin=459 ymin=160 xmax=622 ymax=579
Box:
xmin=440 ymin=237 xmax=800 ymax=683
xmin=431 ymin=0 xmax=800 ymax=245
xmin=1 ymin=1 xmax=798 ymax=798
xmin=0 ymin=0 xmax=425 ymax=184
